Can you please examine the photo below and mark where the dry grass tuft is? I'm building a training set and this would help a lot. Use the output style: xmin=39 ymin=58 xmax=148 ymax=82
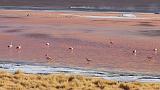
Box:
xmin=0 ymin=71 xmax=159 ymax=90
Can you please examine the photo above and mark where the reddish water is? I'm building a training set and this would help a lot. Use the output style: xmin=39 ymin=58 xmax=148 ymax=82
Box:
xmin=0 ymin=10 xmax=160 ymax=74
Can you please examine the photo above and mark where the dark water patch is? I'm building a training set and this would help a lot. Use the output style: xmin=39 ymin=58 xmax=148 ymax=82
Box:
xmin=139 ymin=24 xmax=155 ymax=26
xmin=92 ymin=20 xmax=110 ymax=22
xmin=83 ymin=29 xmax=95 ymax=33
xmin=95 ymin=72 xmax=106 ymax=75
xmin=116 ymin=20 xmax=128 ymax=23
xmin=152 ymin=20 xmax=160 ymax=22
xmin=0 ymin=26 xmax=9 ymax=28
xmin=140 ymin=22 xmax=152 ymax=24
xmin=83 ymin=71 xmax=106 ymax=76
xmin=3 ymin=29 xmax=23 ymax=33
xmin=134 ymin=22 xmax=156 ymax=26
xmin=119 ymin=74 xmax=136 ymax=76
xmin=23 ymin=33 xmax=52 ymax=39
xmin=51 ymin=37 xmax=109 ymax=48
xmin=22 ymin=33 xmax=107 ymax=48
xmin=0 ymin=66 xmax=9 ymax=69
xmin=57 ymin=71 xmax=71 ymax=73
xmin=139 ymin=30 xmax=160 ymax=36
xmin=0 ymin=15 xmax=22 ymax=19
xmin=139 ymin=77 xmax=160 ymax=80
xmin=15 ymin=64 xmax=21 ymax=66
xmin=134 ymin=23 xmax=155 ymax=27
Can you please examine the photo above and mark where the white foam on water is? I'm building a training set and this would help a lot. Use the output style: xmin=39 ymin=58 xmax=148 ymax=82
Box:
xmin=82 ymin=15 xmax=147 ymax=19
xmin=61 ymin=13 xmax=148 ymax=20
xmin=0 ymin=63 xmax=160 ymax=82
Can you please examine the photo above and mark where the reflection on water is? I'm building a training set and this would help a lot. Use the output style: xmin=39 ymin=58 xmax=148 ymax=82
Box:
xmin=140 ymin=30 xmax=160 ymax=36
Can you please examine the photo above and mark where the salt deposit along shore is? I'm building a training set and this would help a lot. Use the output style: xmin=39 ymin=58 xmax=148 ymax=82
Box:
xmin=1 ymin=62 xmax=160 ymax=83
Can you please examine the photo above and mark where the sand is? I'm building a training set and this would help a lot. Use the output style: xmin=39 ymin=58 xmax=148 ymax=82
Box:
xmin=0 ymin=10 xmax=160 ymax=75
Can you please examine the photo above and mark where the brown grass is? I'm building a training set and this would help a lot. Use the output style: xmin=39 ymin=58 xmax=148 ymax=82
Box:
xmin=0 ymin=71 xmax=159 ymax=90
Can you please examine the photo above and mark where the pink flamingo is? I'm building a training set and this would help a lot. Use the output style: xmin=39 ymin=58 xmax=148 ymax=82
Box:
xmin=16 ymin=44 xmax=22 ymax=49
xmin=69 ymin=47 xmax=74 ymax=50
xmin=45 ymin=54 xmax=53 ymax=61
xmin=46 ymin=42 xmax=50 ymax=46
xmin=8 ymin=42 xmax=13 ymax=48
xmin=132 ymin=49 xmax=136 ymax=55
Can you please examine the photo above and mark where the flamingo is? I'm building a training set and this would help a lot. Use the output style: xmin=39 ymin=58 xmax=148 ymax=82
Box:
xmin=147 ymin=56 xmax=153 ymax=61
xmin=108 ymin=39 xmax=113 ymax=47
xmin=153 ymin=48 xmax=158 ymax=52
xmin=8 ymin=42 xmax=13 ymax=48
xmin=86 ymin=57 xmax=92 ymax=64
xmin=45 ymin=54 xmax=53 ymax=61
xmin=69 ymin=47 xmax=74 ymax=50
xmin=27 ymin=14 xmax=30 ymax=16
xmin=46 ymin=42 xmax=50 ymax=46
xmin=110 ymin=41 xmax=113 ymax=45
xmin=108 ymin=38 xmax=114 ymax=45
xmin=16 ymin=44 xmax=22 ymax=49
xmin=86 ymin=58 xmax=92 ymax=62
xmin=132 ymin=49 xmax=136 ymax=55
xmin=147 ymin=56 xmax=153 ymax=59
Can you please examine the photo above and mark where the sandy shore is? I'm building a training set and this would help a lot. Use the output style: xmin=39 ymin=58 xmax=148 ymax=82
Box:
xmin=0 ymin=10 xmax=160 ymax=74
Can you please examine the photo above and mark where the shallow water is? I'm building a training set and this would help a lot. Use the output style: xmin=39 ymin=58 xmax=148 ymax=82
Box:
xmin=0 ymin=61 xmax=160 ymax=83
xmin=139 ymin=30 xmax=160 ymax=36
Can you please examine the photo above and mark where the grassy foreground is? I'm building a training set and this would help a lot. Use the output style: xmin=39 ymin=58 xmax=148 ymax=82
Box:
xmin=0 ymin=71 xmax=159 ymax=90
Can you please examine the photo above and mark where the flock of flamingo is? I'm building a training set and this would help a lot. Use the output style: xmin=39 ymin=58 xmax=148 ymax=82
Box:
xmin=7 ymin=41 xmax=79 ymax=63
xmin=4 ymin=13 xmax=158 ymax=64
xmin=109 ymin=41 xmax=158 ymax=60
xmin=132 ymin=48 xmax=158 ymax=56
xmin=6 ymin=40 xmax=158 ymax=64
xmin=4 ymin=14 xmax=94 ymax=64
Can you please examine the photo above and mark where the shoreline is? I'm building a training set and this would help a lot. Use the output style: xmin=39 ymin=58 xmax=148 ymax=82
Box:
xmin=0 ymin=61 xmax=160 ymax=82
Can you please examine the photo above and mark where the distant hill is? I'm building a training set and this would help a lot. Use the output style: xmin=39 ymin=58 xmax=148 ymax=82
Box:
xmin=0 ymin=0 xmax=159 ymax=7
xmin=0 ymin=0 xmax=159 ymax=12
